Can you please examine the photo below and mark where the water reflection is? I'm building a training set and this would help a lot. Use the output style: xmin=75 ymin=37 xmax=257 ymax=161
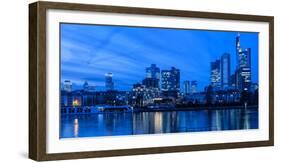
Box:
xmin=60 ymin=107 xmax=258 ymax=138
xmin=74 ymin=118 xmax=79 ymax=137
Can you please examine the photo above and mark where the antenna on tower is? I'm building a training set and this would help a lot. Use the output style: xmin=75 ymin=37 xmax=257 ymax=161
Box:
xmin=236 ymin=32 xmax=241 ymax=49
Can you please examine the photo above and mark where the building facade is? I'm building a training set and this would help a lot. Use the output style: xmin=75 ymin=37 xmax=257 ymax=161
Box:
xmin=183 ymin=80 xmax=190 ymax=95
xmin=105 ymin=72 xmax=114 ymax=91
xmin=161 ymin=67 xmax=180 ymax=98
xmin=191 ymin=80 xmax=198 ymax=93
xmin=131 ymin=83 xmax=160 ymax=107
xmin=210 ymin=60 xmax=221 ymax=90
xmin=143 ymin=64 xmax=160 ymax=88
xmin=236 ymin=34 xmax=252 ymax=91
xmin=221 ymin=53 xmax=231 ymax=90
xmin=183 ymin=80 xmax=197 ymax=95
xmin=146 ymin=64 xmax=160 ymax=80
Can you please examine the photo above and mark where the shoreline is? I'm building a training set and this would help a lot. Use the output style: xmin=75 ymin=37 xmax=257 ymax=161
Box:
xmin=132 ymin=105 xmax=258 ymax=112
xmin=61 ymin=105 xmax=258 ymax=115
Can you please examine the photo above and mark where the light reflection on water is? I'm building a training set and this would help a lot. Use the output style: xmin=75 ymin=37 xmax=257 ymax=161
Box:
xmin=60 ymin=107 xmax=258 ymax=138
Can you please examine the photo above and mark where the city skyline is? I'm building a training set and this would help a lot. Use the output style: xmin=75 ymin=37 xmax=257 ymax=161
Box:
xmin=61 ymin=23 xmax=258 ymax=91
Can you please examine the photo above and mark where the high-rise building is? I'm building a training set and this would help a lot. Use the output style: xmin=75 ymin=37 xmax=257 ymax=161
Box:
xmin=236 ymin=33 xmax=241 ymax=57
xmin=221 ymin=53 xmax=231 ymax=90
xmin=237 ymin=66 xmax=251 ymax=91
xmin=210 ymin=60 xmax=221 ymax=89
xmin=146 ymin=64 xmax=160 ymax=79
xmin=63 ymin=80 xmax=72 ymax=92
xmin=132 ymin=83 xmax=160 ymax=107
xmin=161 ymin=67 xmax=180 ymax=97
xmin=142 ymin=78 xmax=159 ymax=88
xmin=83 ymin=81 xmax=95 ymax=92
xmin=237 ymin=48 xmax=251 ymax=69
xmin=191 ymin=80 xmax=198 ymax=93
xmin=183 ymin=80 xmax=190 ymax=95
xmin=143 ymin=64 xmax=160 ymax=88
xmin=83 ymin=81 xmax=89 ymax=91
xmin=236 ymin=33 xmax=252 ymax=91
xmin=105 ymin=72 xmax=114 ymax=91
xmin=230 ymin=74 xmax=237 ymax=89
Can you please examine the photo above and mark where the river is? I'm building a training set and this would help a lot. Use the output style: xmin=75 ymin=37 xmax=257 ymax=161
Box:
xmin=60 ymin=107 xmax=258 ymax=138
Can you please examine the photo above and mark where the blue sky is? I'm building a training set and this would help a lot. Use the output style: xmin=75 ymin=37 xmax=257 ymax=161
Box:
xmin=60 ymin=23 xmax=258 ymax=91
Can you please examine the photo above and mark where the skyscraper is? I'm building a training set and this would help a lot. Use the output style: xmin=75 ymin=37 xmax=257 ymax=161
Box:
xmin=183 ymin=80 xmax=197 ymax=94
xmin=83 ymin=81 xmax=89 ymax=91
xmin=210 ymin=60 xmax=221 ymax=89
xmin=142 ymin=78 xmax=159 ymax=88
xmin=161 ymin=67 xmax=180 ymax=97
xmin=63 ymin=80 xmax=72 ymax=92
xmin=105 ymin=72 xmax=114 ymax=91
xmin=236 ymin=33 xmax=252 ymax=91
xmin=146 ymin=64 xmax=160 ymax=80
xmin=191 ymin=80 xmax=198 ymax=93
xmin=143 ymin=64 xmax=160 ymax=88
xmin=230 ymin=74 xmax=237 ymax=89
xmin=183 ymin=80 xmax=190 ymax=95
xmin=83 ymin=81 xmax=95 ymax=92
xmin=221 ymin=53 xmax=231 ymax=90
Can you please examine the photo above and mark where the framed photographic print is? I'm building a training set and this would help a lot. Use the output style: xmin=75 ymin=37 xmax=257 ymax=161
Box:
xmin=29 ymin=1 xmax=274 ymax=161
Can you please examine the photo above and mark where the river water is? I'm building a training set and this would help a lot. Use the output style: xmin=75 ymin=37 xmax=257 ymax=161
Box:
xmin=60 ymin=107 xmax=258 ymax=138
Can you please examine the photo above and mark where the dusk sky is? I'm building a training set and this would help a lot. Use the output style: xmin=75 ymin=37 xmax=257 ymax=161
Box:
xmin=60 ymin=23 xmax=258 ymax=91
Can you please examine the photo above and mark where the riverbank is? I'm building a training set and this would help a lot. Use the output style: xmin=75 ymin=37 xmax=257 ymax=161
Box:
xmin=132 ymin=105 xmax=258 ymax=112
xmin=61 ymin=105 xmax=258 ymax=115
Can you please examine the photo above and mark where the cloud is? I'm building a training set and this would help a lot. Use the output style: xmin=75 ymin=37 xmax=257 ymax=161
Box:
xmin=60 ymin=24 xmax=259 ymax=91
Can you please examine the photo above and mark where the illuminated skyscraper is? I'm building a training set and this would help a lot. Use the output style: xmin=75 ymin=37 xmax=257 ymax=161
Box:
xmin=184 ymin=80 xmax=197 ymax=94
xmin=146 ymin=64 xmax=160 ymax=80
xmin=105 ymin=72 xmax=114 ymax=91
xmin=210 ymin=60 xmax=221 ymax=90
xmin=161 ymin=67 xmax=180 ymax=97
xmin=191 ymin=80 xmax=198 ymax=93
xmin=183 ymin=80 xmax=190 ymax=95
xmin=236 ymin=33 xmax=252 ymax=91
xmin=143 ymin=64 xmax=160 ymax=88
xmin=230 ymin=74 xmax=237 ymax=89
xmin=221 ymin=53 xmax=231 ymax=89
